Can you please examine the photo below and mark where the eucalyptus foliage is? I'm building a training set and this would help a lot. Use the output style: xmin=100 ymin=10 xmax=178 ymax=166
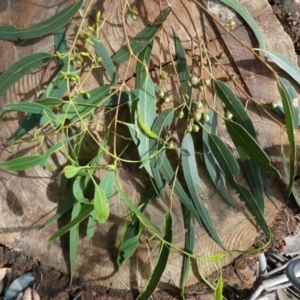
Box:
xmin=0 ymin=0 xmax=299 ymax=297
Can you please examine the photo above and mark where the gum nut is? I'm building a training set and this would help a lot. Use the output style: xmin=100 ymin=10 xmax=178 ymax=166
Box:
xmin=192 ymin=111 xmax=202 ymax=121
xmin=202 ymin=113 xmax=210 ymax=123
xmin=192 ymin=124 xmax=200 ymax=132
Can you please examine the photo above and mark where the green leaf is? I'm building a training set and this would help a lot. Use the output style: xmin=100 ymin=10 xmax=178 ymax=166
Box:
xmin=136 ymin=41 xmax=153 ymax=88
xmin=173 ymin=31 xmax=191 ymax=104
xmin=267 ymin=50 xmax=300 ymax=85
xmin=117 ymin=187 xmax=155 ymax=266
xmin=157 ymin=151 xmax=203 ymax=225
xmin=34 ymin=98 xmax=66 ymax=106
xmin=2 ymin=102 xmax=49 ymax=114
xmin=8 ymin=28 xmax=73 ymax=141
xmin=208 ymin=134 xmax=240 ymax=176
xmin=1 ymin=102 xmax=61 ymax=127
xmin=0 ymin=155 xmax=45 ymax=171
xmin=114 ymin=177 xmax=161 ymax=234
xmin=99 ymin=171 xmax=115 ymax=205
xmin=8 ymin=114 xmax=41 ymax=141
xmin=203 ymin=110 xmax=235 ymax=207
xmin=112 ymin=8 xmax=171 ymax=65
xmin=225 ymin=120 xmax=280 ymax=176
xmin=136 ymin=105 xmax=160 ymax=140
xmin=278 ymin=78 xmax=297 ymax=196
xmin=125 ymin=188 xmax=155 ymax=239
xmin=49 ymin=204 xmax=94 ymax=241
xmin=134 ymin=73 xmax=157 ymax=176
xmin=0 ymin=0 xmax=83 ymax=41
xmin=180 ymin=209 xmax=195 ymax=296
xmin=214 ymin=83 xmax=275 ymax=211
xmin=220 ymin=0 xmax=266 ymax=50
xmin=150 ymin=109 xmax=174 ymax=200
xmin=70 ymin=201 xmax=81 ymax=282
xmin=117 ymin=235 xmax=140 ymax=267
xmin=73 ymin=176 xmax=91 ymax=205
xmin=208 ymin=134 xmax=272 ymax=239
xmin=90 ymin=35 xmax=118 ymax=85
xmin=39 ymin=178 xmax=76 ymax=230
xmin=0 ymin=53 xmax=53 ymax=98
xmin=281 ymin=144 xmax=300 ymax=206
xmin=215 ymin=273 xmax=223 ymax=300
xmin=93 ymin=184 xmax=110 ymax=224
xmin=181 ymin=133 xmax=223 ymax=247
xmin=235 ymin=146 xmax=264 ymax=212
xmin=64 ymin=166 xmax=85 ymax=179
xmin=215 ymin=80 xmax=256 ymax=138
xmin=278 ymin=78 xmax=299 ymax=127
xmin=137 ymin=212 xmax=172 ymax=300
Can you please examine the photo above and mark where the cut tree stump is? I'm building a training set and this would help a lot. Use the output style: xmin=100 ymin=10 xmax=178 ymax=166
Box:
xmin=0 ymin=0 xmax=299 ymax=291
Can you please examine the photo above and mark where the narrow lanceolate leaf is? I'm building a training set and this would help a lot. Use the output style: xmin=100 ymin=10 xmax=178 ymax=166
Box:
xmin=136 ymin=106 xmax=160 ymax=140
xmin=117 ymin=235 xmax=140 ymax=267
xmin=150 ymin=109 xmax=174 ymax=200
xmin=90 ymin=35 xmax=118 ymax=85
xmin=203 ymin=109 xmax=235 ymax=207
xmin=220 ymin=0 xmax=266 ymax=50
xmin=34 ymin=98 xmax=66 ymax=106
xmin=181 ymin=133 xmax=223 ymax=247
xmin=64 ymin=166 xmax=85 ymax=179
xmin=225 ymin=120 xmax=280 ymax=176
xmin=180 ymin=210 xmax=195 ymax=296
xmin=278 ymin=78 xmax=297 ymax=196
xmin=8 ymin=114 xmax=41 ymax=141
xmin=0 ymin=0 xmax=83 ymax=41
xmin=208 ymin=134 xmax=272 ymax=239
xmin=173 ymin=31 xmax=191 ymax=104
xmin=136 ymin=41 xmax=153 ymax=88
xmin=215 ymin=80 xmax=256 ymax=138
xmin=281 ymin=144 xmax=300 ymax=206
xmin=40 ymin=178 xmax=76 ymax=230
xmin=73 ymin=176 xmax=91 ymax=205
xmin=267 ymin=50 xmax=300 ymax=85
xmin=93 ymin=184 xmax=110 ymax=224
xmin=114 ymin=177 xmax=161 ymax=234
xmin=70 ymin=201 xmax=81 ymax=282
xmin=137 ymin=212 xmax=172 ymax=300
xmin=279 ymin=78 xmax=299 ymax=128
xmin=235 ymin=146 xmax=264 ymax=212
xmin=215 ymin=272 xmax=223 ymax=300
xmin=157 ymin=151 xmax=203 ymax=225
xmin=117 ymin=188 xmax=155 ymax=266
xmin=49 ymin=204 xmax=94 ymax=241
xmin=0 ymin=155 xmax=45 ymax=171
xmin=0 ymin=53 xmax=53 ymax=98
xmin=112 ymin=8 xmax=171 ymax=65
xmin=8 ymin=28 xmax=72 ymax=141
xmin=215 ymin=80 xmax=276 ymax=207
xmin=1 ymin=102 xmax=58 ymax=124
xmin=135 ymin=73 xmax=157 ymax=176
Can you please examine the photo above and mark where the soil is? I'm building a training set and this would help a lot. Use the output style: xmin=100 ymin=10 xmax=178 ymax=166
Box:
xmin=269 ymin=0 xmax=300 ymax=65
xmin=1 ymin=1 xmax=300 ymax=299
